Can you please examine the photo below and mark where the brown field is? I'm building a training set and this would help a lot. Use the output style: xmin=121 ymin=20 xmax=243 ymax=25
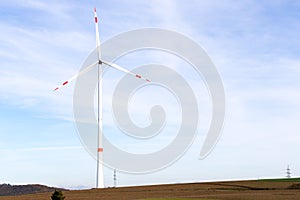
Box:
xmin=1 ymin=180 xmax=300 ymax=200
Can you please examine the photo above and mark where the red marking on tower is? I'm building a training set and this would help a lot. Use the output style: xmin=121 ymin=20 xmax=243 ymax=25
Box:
xmin=62 ymin=81 xmax=68 ymax=86
xmin=94 ymin=7 xmax=97 ymax=12
xmin=146 ymin=79 xmax=151 ymax=82
xmin=54 ymin=87 xmax=59 ymax=91
xmin=136 ymin=74 xmax=142 ymax=78
xmin=98 ymin=148 xmax=103 ymax=152
xmin=95 ymin=17 xmax=98 ymax=23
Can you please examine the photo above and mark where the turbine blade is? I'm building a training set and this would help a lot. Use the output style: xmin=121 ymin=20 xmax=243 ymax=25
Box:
xmin=53 ymin=61 xmax=98 ymax=91
xmin=94 ymin=7 xmax=101 ymax=60
xmin=101 ymin=60 xmax=151 ymax=82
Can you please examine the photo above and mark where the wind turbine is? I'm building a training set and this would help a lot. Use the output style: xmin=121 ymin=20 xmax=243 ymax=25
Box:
xmin=54 ymin=8 xmax=150 ymax=188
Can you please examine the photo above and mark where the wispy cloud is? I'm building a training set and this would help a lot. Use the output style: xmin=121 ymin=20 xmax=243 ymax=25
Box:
xmin=0 ymin=2 xmax=96 ymax=119
xmin=0 ymin=146 xmax=83 ymax=152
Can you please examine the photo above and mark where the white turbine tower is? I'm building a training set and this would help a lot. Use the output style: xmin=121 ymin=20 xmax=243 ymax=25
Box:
xmin=94 ymin=7 xmax=104 ymax=189
xmin=54 ymin=8 xmax=150 ymax=188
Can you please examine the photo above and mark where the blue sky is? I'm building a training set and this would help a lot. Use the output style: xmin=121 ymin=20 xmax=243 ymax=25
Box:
xmin=1 ymin=0 xmax=300 ymax=189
